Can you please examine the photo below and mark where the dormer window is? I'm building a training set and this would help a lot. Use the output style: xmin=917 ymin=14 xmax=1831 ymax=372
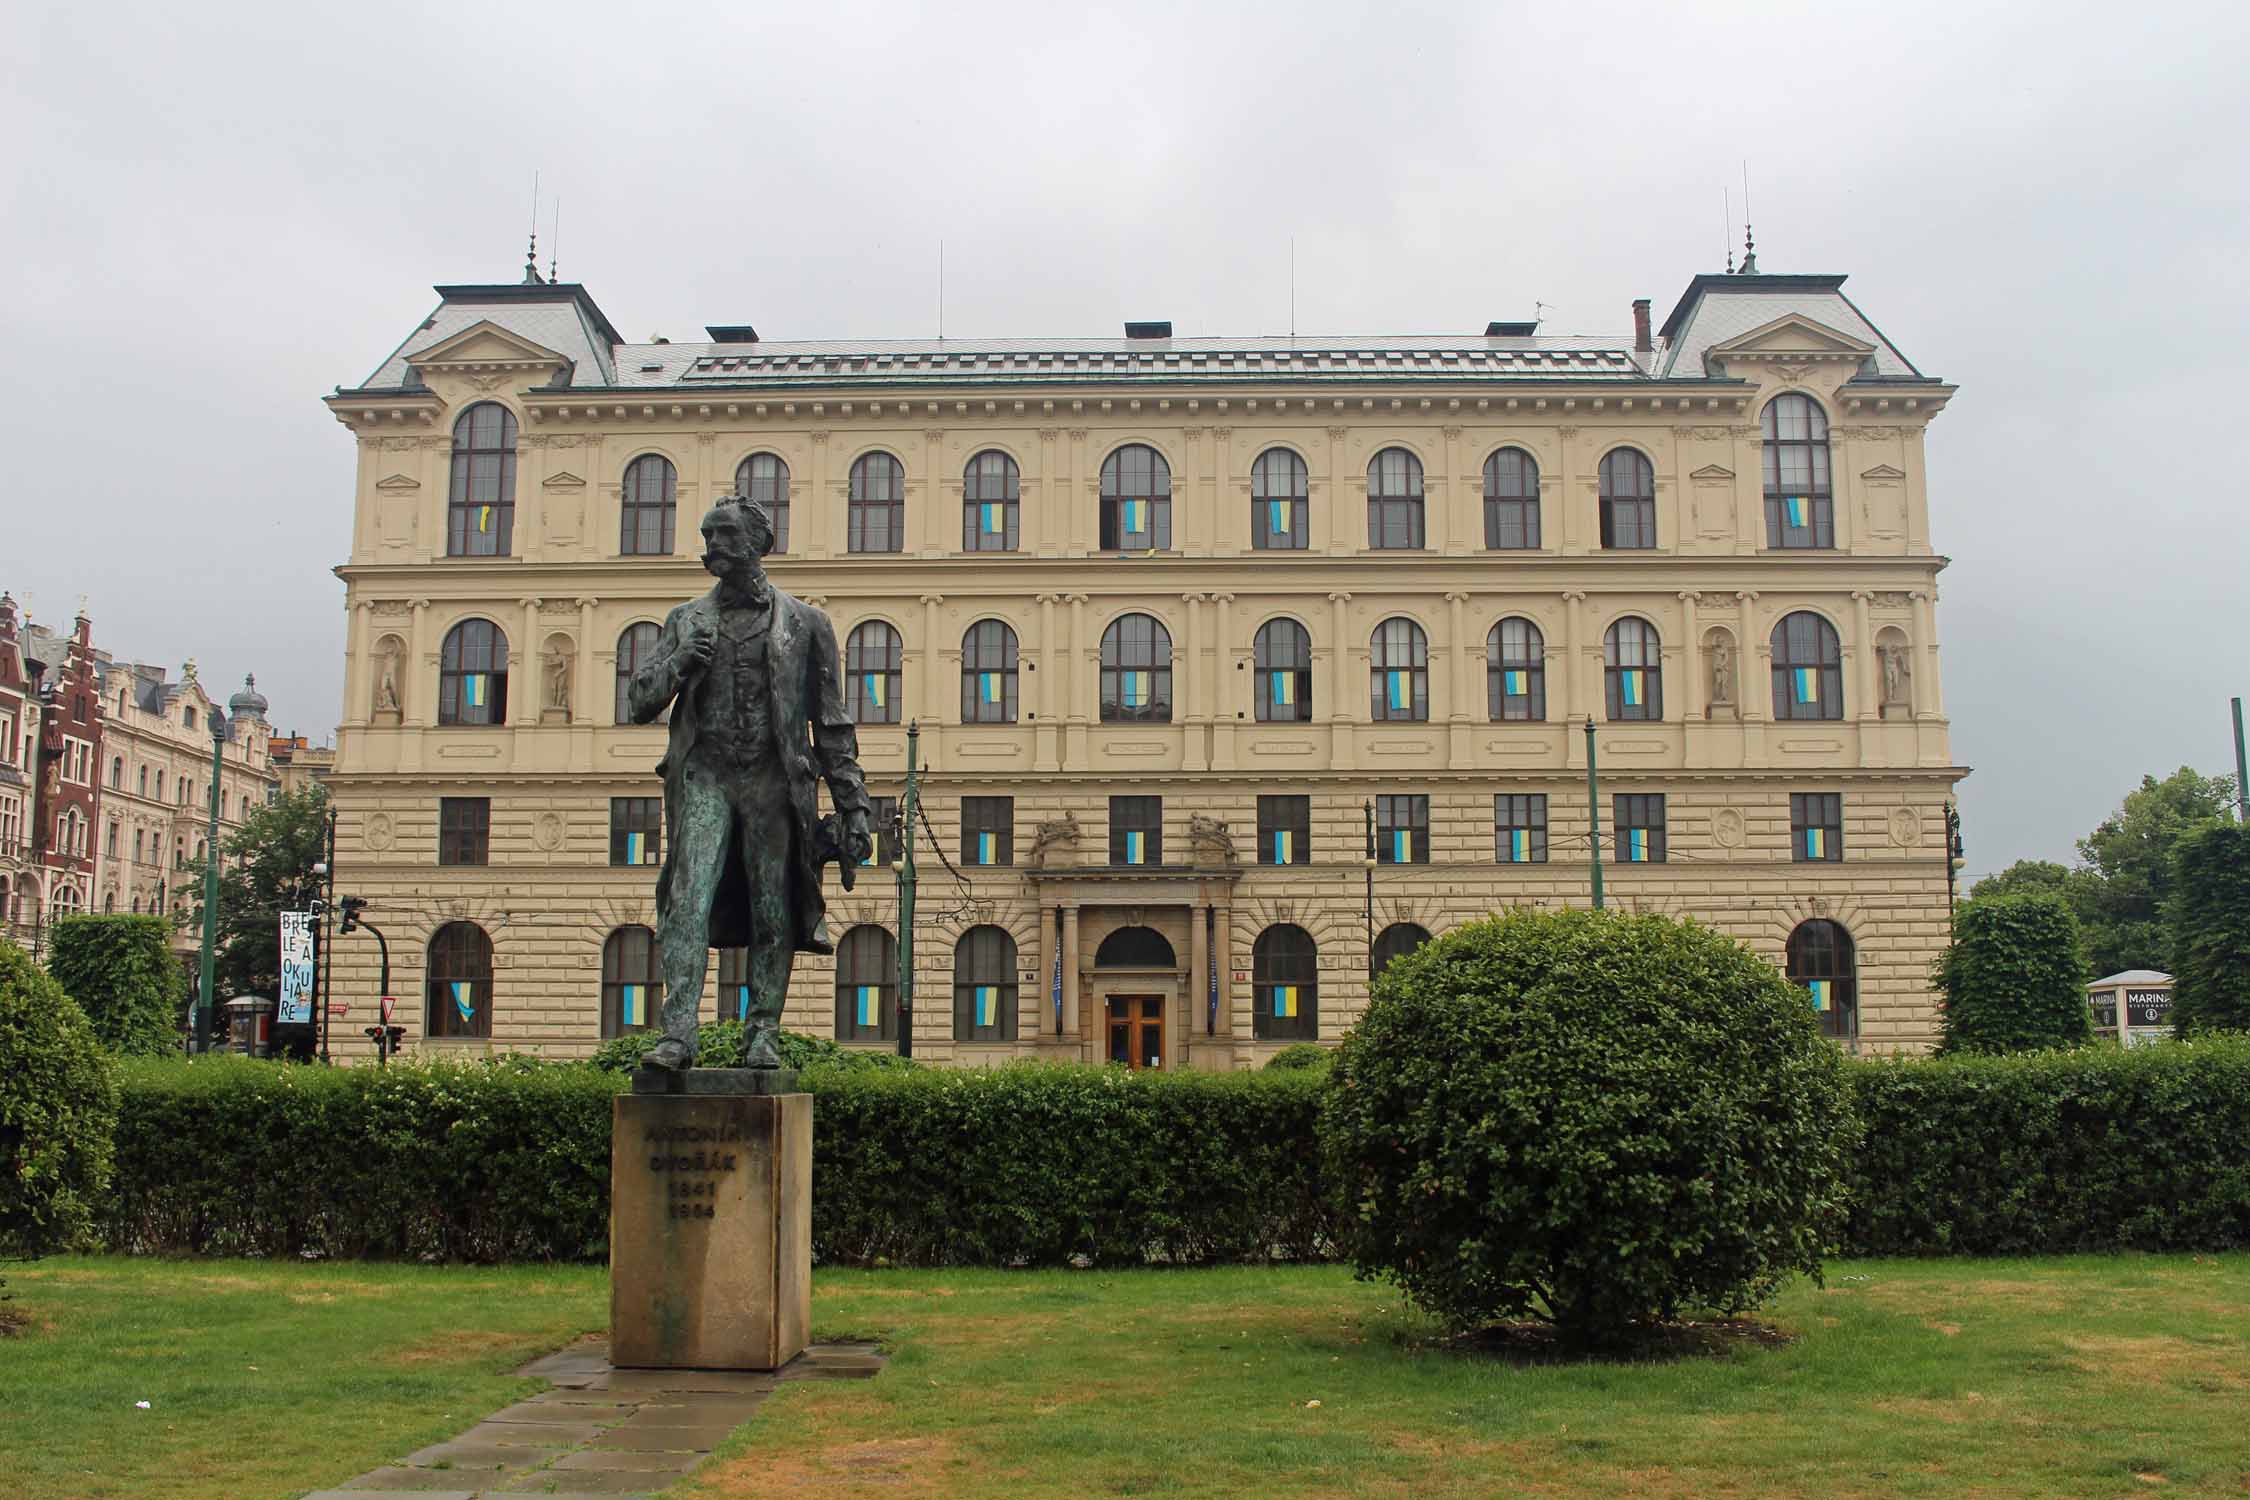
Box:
xmin=184 ymin=706 xmax=197 ymax=731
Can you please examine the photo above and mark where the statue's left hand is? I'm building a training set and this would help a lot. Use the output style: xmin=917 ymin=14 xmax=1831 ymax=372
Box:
xmin=844 ymin=809 xmax=874 ymax=867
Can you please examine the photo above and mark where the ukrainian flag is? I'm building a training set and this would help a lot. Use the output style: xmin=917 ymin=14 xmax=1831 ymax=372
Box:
xmin=865 ymin=673 xmax=886 ymax=709
xmin=620 ymin=984 xmax=646 ymax=1028
xmin=1386 ymin=671 xmax=1410 ymax=711
xmin=476 ymin=505 xmax=493 ymax=534
xmin=1273 ymin=985 xmax=1299 ymax=1019
xmin=1505 ymin=669 xmax=1528 ymax=697
xmin=734 ymin=986 xmax=751 ymax=1021
xmin=1271 ymin=829 xmax=1292 ymax=864
xmin=464 ymin=674 xmax=486 ymax=709
xmin=975 ymin=985 xmax=998 ymax=1027
xmin=977 ymin=831 xmax=996 ymax=866
xmin=1808 ymin=978 xmax=1831 ymax=1012
xmin=1508 ymin=829 xmax=1529 ymax=863
xmin=855 ymin=985 xmax=880 ymax=1028
xmin=981 ymin=502 xmax=1004 ymax=534
xmin=1124 ymin=830 xmax=1145 ymax=865
xmin=1271 ymin=671 xmax=1294 ymax=706
xmin=981 ymin=671 xmax=1003 ymax=704
xmin=1786 ymin=496 xmax=1808 ymax=528
xmin=1804 ymin=828 xmax=1826 ymax=859
xmin=1390 ymin=829 xmax=1410 ymax=863
xmin=1123 ymin=498 xmax=1147 ymax=535
xmin=1267 ymin=499 xmax=1289 ymax=535
xmin=626 ymin=831 xmax=650 ymax=865
xmin=1793 ymin=668 xmax=1818 ymax=705
xmin=1619 ymin=669 xmax=1642 ymax=707
xmin=1123 ymin=671 xmax=1150 ymax=708
xmin=1627 ymin=828 xmax=1648 ymax=862
xmin=450 ymin=981 xmax=475 ymax=1022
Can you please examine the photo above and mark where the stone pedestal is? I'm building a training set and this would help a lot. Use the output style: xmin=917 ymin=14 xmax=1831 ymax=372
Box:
xmin=611 ymin=1073 xmax=810 ymax=1371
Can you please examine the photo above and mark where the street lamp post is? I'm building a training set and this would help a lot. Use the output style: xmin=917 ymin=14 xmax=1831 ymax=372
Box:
xmin=1584 ymin=716 xmax=1605 ymax=911
xmin=193 ymin=712 xmax=225 ymax=1053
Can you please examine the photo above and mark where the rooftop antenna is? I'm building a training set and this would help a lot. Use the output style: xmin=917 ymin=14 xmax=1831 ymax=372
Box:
xmin=1724 ymin=187 xmax=1735 ymax=273
xmin=1534 ymin=300 xmax=1554 ymax=325
xmin=937 ymin=240 xmax=945 ymax=340
xmin=1739 ymin=161 xmax=1758 ymax=274
xmin=549 ymin=196 xmax=559 ymax=283
xmin=1289 ymin=235 xmax=1297 ymax=340
xmin=524 ymin=170 xmax=542 ymax=284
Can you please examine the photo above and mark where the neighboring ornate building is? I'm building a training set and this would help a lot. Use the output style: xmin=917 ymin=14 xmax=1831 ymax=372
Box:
xmin=270 ymin=732 xmax=336 ymax=798
xmin=322 ymin=254 xmax=1961 ymax=1064
xmin=92 ymin=664 xmax=281 ymax=951
xmin=0 ymin=594 xmax=42 ymax=947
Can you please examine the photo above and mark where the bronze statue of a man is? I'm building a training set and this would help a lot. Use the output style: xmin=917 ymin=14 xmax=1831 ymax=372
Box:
xmin=626 ymin=495 xmax=873 ymax=1070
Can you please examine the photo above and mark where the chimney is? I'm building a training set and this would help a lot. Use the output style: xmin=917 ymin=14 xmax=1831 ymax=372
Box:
xmin=1124 ymin=320 xmax=1172 ymax=340
xmin=1632 ymin=299 xmax=1652 ymax=353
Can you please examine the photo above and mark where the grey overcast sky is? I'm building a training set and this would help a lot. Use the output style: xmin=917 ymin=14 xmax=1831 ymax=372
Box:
xmin=4 ymin=0 xmax=2245 ymax=877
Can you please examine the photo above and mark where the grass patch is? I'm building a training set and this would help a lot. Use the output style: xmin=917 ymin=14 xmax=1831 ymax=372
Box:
xmin=2 ymin=1256 xmax=605 ymax=1500
xmin=681 ymin=1256 xmax=2250 ymax=1500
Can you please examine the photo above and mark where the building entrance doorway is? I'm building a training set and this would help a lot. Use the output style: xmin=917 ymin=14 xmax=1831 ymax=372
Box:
xmin=1106 ymin=994 xmax=1165 ymax=1069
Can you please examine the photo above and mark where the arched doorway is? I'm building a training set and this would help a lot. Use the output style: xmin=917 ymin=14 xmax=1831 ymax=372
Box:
xmin=1094 ymin=924 xmax=1176 ymax=1070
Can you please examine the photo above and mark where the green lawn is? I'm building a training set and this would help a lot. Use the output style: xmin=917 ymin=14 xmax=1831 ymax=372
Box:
xmin=7 ymin=1256 xmax=2249 ymax=1500
xmin=685 ymin=1257 xmax=2250 ymax=1500
xmin=1 ymin=1257 xmax=607 ymax=1500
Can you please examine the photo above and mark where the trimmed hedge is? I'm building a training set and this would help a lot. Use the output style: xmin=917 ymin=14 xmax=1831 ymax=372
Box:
xmin=97 ymin=1040 xmax=2250 ymax=1265
xmin=1844 ymin=1037 xmax=2250 ymax=1255
xmin=1 ymin=939 xmax=118 ymax=1257
xmin=2169 ymin=822 xmax=2250 ymax=1034
xmin=46 ymin=915 xmax=184 ymax=1057
xmin=1936 ymin=894 xmax=2093 ymax=1054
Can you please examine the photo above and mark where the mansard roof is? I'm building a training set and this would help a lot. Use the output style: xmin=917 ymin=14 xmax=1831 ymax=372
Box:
xmin=1655 ymin=273 xmax=1926 ymax=381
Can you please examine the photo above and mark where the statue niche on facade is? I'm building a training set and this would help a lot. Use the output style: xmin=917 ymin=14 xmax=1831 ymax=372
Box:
xmin=544 ymin=642 xmax=573 ymax=718
xmin=625 ymin=494 xmax=873 ymax=1070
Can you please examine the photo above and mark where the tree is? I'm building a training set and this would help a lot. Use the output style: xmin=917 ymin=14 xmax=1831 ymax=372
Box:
xmin=0 ymin=938 xmax=118 ymax=1259
xmin=2168 ymin=822 xmax=2250 ymax=1034
xmin=192 ymin=786 xmax=330 ymax=1000
xmin=1936 ymin=893 xmax=2094 ymax=1054
xmin=1322 ymin=910 xmax=1855 ymax=1350
xmin=2075 ymin=768 xmax=2237 ymax=976
xmin=45 ymin=915 xmax=184 ymax=1056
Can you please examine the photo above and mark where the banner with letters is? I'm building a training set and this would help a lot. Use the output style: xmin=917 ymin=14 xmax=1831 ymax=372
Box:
xmin=277 ymin=910 xmax=317 ymax=1025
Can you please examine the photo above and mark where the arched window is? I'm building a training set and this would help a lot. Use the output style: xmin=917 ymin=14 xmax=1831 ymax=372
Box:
xmin=1370 ymin=922 xmax=1431 ymax=979
xmin=960 ymin=620 xmax=1018 ymax=724
xmin=1254 ymin=618 xmax=1312 ymax=722
xmin=1603 ymin=617 xmax=1663 ymax=721
xmin=138 ymin=765 xmax=147 ymax=795
xmin=1251 ymin=447 xmax=1308 ymax=549
xmin=1763 ymin=394 xmax=1833 ymax=548
xmin=619 ymin=454 xmax=677 ymax=556
xmin=601 ymin=925 xmax=662 ymax=1038
xmin=615 ymin=622 xmax=660 ymax=724
xmin=835 ymin=924 xmax=898 ymax=1042
xmin=1366 ymin=447 xmax=1425 ymax=549
xmin=109 ymin=756 xmax=122 ymax=788
xmin=1788 ymin=919 xmax=1857 ymax=1043
xmin=1370 ymin=618 xmax=1429 ymax=722
xmin=848 ymin=452 xmax=906 ymax=553
xmin=427 ymin=921 xmax=493 ymax=1040
xmin=1095 ymin=925 xmax=1176 ymax=968
xmin=1253 ymin=923 xmax=1317 ymax=1041
xmin=446 ymin=402 xmax=517 ymax=556
xmin=1598 ymin=448 xmax=1655 ymax=550
xmin=1487 ymin=618 xmax=1546 ymax=721
xmin=962 ymin=450 xmax=1020 ymax=551
xmin=735 ymin=453 xmax=791 ymax=553
xmin=717 ymin=948 xmax=751 ymax=1022
xmin=1100 ymin=614 xmax=1172 ymax=723
xmin=438 ymin=619 xmax=509 ymax=727
xmin=1099 ymin=444 xmax=1172 ymax=550
xmin=52 ymin=883 xmax=83 ymax=917
xmin=1483 ymin=447 xmax=1541 ymax=549
xmin=953 ymin=925 xmax=1018 ymax=1042
xmin=1772 ymin=611 xmax=1845 ymax=721
xmin=846 ymin=621 xmax=903 ymax=724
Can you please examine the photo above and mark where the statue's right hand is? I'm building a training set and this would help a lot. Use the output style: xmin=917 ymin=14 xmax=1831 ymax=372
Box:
xmin=681 ymin=624 xmax=717 ymax=670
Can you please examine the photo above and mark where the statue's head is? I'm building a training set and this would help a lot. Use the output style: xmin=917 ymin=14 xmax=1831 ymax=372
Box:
xmin=699 ymin=494 xmax=776 ymax=578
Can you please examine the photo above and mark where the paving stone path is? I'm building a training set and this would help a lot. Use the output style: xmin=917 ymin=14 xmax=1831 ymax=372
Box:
xmin=303 ymin=1338 xmax=885 ymax=1500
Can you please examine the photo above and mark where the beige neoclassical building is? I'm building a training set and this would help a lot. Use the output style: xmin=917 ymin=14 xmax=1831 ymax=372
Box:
xmin=321 ymin=258 xmax=1960 ymax=1064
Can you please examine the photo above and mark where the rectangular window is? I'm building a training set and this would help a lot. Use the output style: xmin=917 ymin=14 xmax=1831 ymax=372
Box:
xmin=1494 ymin=794 xmax=1548 ymax=864
xmin=438 ymin=797 xmax=490 ymax=866
xmin=1613 ymin=794 xmax=1667 ymax=864
xmin=1110 ymin=796 xmax=1162 ymax=866
xmin=1791 ymin=792 xmax=1844 ymax=862
xmin=1375 ymin=794 xmax=1429 ymax=865
xmin=1256 ymin=795 xmax=1311 ymax=866
xmin=610 ymin=796 xmax=662 ymax=866
xmin=961 ymin=796 xmax=1013 ymax=867
xmin=864 ymin=795 xmax=903 ymax=868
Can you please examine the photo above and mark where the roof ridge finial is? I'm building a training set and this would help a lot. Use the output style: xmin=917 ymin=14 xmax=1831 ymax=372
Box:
xmin=1740 ymin=221 xmax=1758 ymax=275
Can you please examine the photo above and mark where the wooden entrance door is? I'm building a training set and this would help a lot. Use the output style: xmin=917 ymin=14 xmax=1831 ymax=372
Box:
xmin=1106 ymin=994 xmax=1165 ymax=1070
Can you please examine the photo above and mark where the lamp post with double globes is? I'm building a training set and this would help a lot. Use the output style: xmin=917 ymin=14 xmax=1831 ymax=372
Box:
xmin=192 ymin=711 xmax=225 ymax=1052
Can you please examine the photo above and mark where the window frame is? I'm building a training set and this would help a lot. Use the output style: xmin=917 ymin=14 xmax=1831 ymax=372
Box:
xmin=846 ymin=621 xmax=904 ymax=725
xmin=1366 ymin=446 xmax=1426 ymax=549
xmin=446 ymin=402 xmax=517 ymax=557
xmin=961 ymin=795 xmax=1014 ymax=868
xmin=961 ymin=449 xmax=1021 ymax=552
xmin=1109 ymin=795 xmax=1162 ymax=866
xmin=735 ymin=452 xmax=792 ymax=554
xmin=1791 ymin=791 xmax=1844 ymax=863
xmin=1098 ymin=444 xmax=1173 ymax=551
xmin=426 ymin=920 xmax=493 ymax=1040
xmin=438 ymin=796 xmax=490 ymax=867
xmin=1375 ymin=793 xmax=1429 ymax=865
xmin=1603 ymin=617 xmax=1664 ymax=722
xmin=615 ymin=622 xmax=660 ymax=724
xmin=438 ymin=619 xmax=510 ymax=727
xmin=952 ymin=924 xmax=1019 ymax=1042
xmin=959 ymin=620 xmax=1019 ymax=724
xmin=862 ymin=795 xmax=903 ymax=870
xmin=847 ymin=451 xmax=906 ymax=554
xmin=1099 ymin=613 xmax=1173 ymax=723
xmin=1252 ymin=923 xmax=1318 ymax=1042
xmin=619 ymin=453 xmax=678 ymax=556
xmin=1256 ymin=794 xmax=1311 ymax=866
xmin=1486 ymin=617 xmax=1547 ymax=721
xmin=834 ymin=924 xmax=899 ymax=1043
xmin=1370 ymin=922 xmax=1431 ymax=980
xmin=1598 ymin=447 xmax=1656 ymax=550
xmin=1495 ymin=793 xmax=1548 ymax=864
xmin=1250 ymin=447 xmax=1309 ymax=549
xmin=610 ymin=796 xmax=662 ymax=867
xmin=1788 ymin=918 xmax=1858 ymax=1043
xmin=600 ymin=925 xmax=663 ymax=1038
xmin=1482 ymin=446 xmax=1542 ymax=549
xmin=1253 ymin=618 xmax=1313 ymax=723
xmin=1613 ymin=793 xmax=1667 ymax=864
xmin=1762 ymin=394 xmax=1835 ymax=549
xmin=1771 ymin=611 xmax=1845 ymax=722
xmin=1370 ymin=618 xmax=1430 ymax=723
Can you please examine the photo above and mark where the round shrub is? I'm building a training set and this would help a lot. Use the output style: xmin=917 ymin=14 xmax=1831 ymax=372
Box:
xmin=1264 ymin=1043 xmax=1331 ymax=1072
xmin=1937 ymin=893 xmax=2094 ymax=1054
xmin=1322 ymin=909 xmax=1857 ymax=1348
xmin=0 ymin=938 xmax=120 ymax=1257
